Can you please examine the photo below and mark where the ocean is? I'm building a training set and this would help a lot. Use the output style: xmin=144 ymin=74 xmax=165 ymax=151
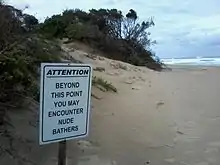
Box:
xmin=161 ymin=57 xmax=220 ymax=66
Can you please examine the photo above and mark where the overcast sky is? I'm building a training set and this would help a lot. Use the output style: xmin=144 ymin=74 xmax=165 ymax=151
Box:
xmin=7 ymin=0 xmax=220 ymax=58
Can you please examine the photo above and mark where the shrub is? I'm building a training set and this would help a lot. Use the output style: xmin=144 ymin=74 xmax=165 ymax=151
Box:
xmin=66 ymin=23 xmax=87 ymax=40
xmin=92 ymin=76 xmax=117 ymax=93
xmin=39 ymin=8 xmax=164 ymax=70
xmin=0 ymin=35 xmax=62 ymax=125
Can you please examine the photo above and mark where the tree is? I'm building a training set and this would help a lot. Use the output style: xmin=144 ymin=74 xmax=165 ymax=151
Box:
xmin=38 ymin=7 xmax=163 ymax=70
xmin=87 ymin=8 xmax=155 ymax=49
xmin=88 ymin=9 xmax=123 ymax=38
xmin=0 ymin=4 xmax=23 ymax=50
xmin=23 ymin=14 xmax=38 ymax=31
xmin=122 ymin=9 xmax=155 ymax=49
xmin=39 ymin=14 xmax=66 ymax=38
xmin=126 ymin=9 xmax=137 ymax=20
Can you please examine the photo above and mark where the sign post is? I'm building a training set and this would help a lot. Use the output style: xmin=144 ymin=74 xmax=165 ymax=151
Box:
xmin=39 ymin=63 xmax=92 ymax=164
xmin=58 ymin=140 xmax=66 ymax=165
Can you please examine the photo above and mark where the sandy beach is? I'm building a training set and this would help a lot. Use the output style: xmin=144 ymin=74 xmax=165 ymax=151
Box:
xmin=61 ymin=45 xmax=220 ymax=165
xmin=1 ymin=44 xmax=220 ymax=165
xmin=79 ymin=56 xmax=220 ymax=165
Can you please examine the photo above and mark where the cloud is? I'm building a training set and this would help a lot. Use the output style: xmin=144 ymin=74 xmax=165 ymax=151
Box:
xmin=7 ymin=0 xmax=220 ymax=58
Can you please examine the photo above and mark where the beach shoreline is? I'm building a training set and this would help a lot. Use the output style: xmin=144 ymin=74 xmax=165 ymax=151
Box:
xmin=80 ymin=56 xmax=220 ymax=165
xmin=164 ymin=64 xmax=220 ymax=72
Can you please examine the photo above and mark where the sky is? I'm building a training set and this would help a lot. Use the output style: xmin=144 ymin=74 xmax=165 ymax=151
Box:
xmin=7 ymin=0 xmax=220 ymax=58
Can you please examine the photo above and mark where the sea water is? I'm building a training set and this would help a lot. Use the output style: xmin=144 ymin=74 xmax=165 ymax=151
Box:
xmin=161 ymin=57 xmax=220 ymax=66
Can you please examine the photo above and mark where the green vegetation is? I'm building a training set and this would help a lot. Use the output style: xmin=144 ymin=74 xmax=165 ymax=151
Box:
xmin=39 ymin=9 xmax=163 ymax=70
xmin=92 ymin=76 xmax=117 ymax=93
xmin=0 ymin=3 xmax=163 ymax=126
xmin=0 ymin=4 xmax=62 ymax=126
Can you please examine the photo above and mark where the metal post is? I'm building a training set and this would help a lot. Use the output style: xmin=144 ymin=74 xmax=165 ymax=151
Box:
xmin=58 ymin=140 xmax=67 ymax=165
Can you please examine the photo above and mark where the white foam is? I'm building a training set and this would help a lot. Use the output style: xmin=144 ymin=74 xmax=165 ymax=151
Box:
xmin=161 ymin=57 xmax=220 ymax=66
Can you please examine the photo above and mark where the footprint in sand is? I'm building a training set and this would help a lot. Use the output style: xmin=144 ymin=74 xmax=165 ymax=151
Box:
xmin=131 ymin=86 xmax=141 ymax=90
xmin=156 ymin=101 xmax=165 ymax=109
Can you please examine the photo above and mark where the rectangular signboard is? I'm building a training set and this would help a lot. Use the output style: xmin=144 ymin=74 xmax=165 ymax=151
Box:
xmin=39 ymin=63 xmax=92 ymax=145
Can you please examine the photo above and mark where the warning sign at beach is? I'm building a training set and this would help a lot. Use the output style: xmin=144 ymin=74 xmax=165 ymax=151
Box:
xmin=39 ymin=63 xmax=92 ymax=145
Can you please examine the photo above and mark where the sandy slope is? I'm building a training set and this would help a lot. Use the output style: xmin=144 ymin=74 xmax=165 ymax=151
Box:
xmin=1 ymin=42 xmax=220 ymax=165
xmin=63 ymin=43 xmax=220 ymax=165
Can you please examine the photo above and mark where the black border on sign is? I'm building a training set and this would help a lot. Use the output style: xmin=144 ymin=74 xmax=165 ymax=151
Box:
xmin=41 ymin=65 xmax=92 ymax=143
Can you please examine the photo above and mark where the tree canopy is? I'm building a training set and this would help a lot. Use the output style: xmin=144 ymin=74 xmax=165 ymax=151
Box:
xmin=39 ymin=8 xmax=162 ymax=69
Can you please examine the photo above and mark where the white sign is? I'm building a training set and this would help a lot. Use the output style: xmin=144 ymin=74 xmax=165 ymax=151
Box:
xmin=39 ymin=63 xmax=92 ymax=145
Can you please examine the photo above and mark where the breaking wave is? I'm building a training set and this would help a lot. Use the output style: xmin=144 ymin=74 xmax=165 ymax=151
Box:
xmin=161 ymin=57 xmax=220 ymax=66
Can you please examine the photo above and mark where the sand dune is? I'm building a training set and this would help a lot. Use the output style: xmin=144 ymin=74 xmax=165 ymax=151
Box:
xmin=63 ymin=43 xmax=220 ymax=165
xmin=1 ymin=43 xmax=220 ymax=165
